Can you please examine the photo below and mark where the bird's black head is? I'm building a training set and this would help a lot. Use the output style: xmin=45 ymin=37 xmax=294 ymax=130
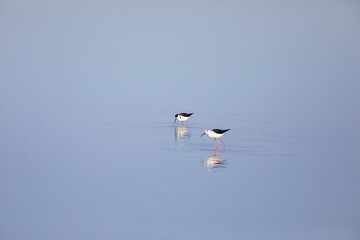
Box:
xmin=174 ymin=114 xmax=179 ymax=123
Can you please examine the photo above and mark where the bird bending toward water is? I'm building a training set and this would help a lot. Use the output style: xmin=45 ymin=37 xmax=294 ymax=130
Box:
xmin=201 ymin=129 xmax=230 ymax=149
xmin=174 ymin=113 xmax=193 ymax=127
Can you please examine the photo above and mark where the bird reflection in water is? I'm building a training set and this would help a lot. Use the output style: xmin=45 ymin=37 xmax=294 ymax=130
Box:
xmin=174 ymin=126 xmax=190 ymax=143
xmin=204 ymin=149 xmax=226 ymax=171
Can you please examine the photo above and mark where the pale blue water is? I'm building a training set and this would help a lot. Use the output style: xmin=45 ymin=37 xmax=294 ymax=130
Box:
xmin=1 ymin=1 xmax=360 ymax=239
xmin=1 ymin=105 xmax=359 ymax=239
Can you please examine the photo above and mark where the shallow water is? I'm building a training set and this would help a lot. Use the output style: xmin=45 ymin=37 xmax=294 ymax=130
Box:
xmin=1 ymin=1 xmax=360 ymax=239
xmin=1 ymin=105 xmax=359 ymax=240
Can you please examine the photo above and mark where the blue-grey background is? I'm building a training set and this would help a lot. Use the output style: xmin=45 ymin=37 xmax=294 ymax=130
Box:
xmin=1 ymin=1 xmax=360 ymax=239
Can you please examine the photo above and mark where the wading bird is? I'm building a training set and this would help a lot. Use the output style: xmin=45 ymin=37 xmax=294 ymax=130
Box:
xmin=201 ymin=129 xmax=230 ymax=149
xmin=174 ymin=113 xmax=193 ymax=127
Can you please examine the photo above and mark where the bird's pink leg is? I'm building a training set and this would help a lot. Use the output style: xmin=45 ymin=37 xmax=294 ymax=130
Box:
xmin=182 ymin=122 xmax=184 ymax=127
xmin=215 ymin=139 xmax=218 ymax=149
xmin=186 ymin=121 xmax=188 ymax=127
xmin=220 ymin=138 xmax=225 ymax=150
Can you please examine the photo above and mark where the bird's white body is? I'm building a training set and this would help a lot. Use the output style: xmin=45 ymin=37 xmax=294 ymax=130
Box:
xmin=201 ymin=129 xmax=230 ymax=149
xmin=204 ymin=129 xmax=224 ymax=139
xmin=176 ymin=115 xmax=190 ymax=122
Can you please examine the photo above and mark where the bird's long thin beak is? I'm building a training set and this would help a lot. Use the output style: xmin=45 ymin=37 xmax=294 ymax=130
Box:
xmin=200 ymin=132 xmax=205 ymax=137
xmin=174 ymin=119 xmax=177 ymax=123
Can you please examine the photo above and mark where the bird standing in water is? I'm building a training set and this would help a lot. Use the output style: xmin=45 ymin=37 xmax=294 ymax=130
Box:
xmin=201 ymin=129 xmax=230 ymax=149
xmin=174 ymin=113 xmax=193 ymax=127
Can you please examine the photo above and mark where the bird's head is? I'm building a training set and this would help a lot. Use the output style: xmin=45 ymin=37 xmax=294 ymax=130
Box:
xmin=201 ymin=129 xmax=210 ymax=137
xmin=174 ymin=114 xmax=179 ymax=123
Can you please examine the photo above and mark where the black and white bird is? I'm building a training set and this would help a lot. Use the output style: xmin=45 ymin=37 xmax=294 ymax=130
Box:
xmin=201 ymin=129 xmax=230 ymax=149
xmin=174 ymin=113 xmax=193 ymax=127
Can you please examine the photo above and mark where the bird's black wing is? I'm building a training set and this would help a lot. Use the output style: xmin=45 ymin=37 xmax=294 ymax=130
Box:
xmin=180 ymin=113 xmax=193 ymax=117
xmin=212 ymin=129 xmax=230 ymax=134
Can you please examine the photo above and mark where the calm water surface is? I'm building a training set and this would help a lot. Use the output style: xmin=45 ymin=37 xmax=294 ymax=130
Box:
xmin=1 ymin=105 xmax=359 ymax=240
xmin=1 ymin=1 xmax=360 ymax=239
